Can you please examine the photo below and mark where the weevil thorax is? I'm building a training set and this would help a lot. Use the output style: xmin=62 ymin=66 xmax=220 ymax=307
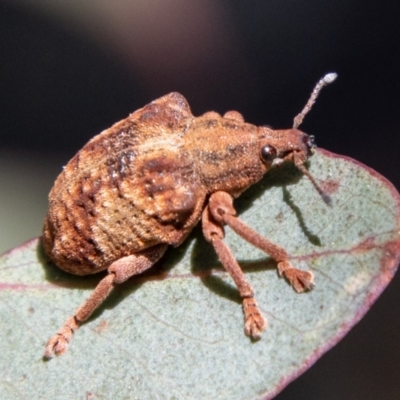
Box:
xmin=187 ymin=113 xmax=267 ymax=197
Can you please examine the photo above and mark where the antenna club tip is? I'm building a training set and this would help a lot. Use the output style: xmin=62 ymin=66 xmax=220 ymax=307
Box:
xmin=323 ymin=72 xmax=338 ymax=84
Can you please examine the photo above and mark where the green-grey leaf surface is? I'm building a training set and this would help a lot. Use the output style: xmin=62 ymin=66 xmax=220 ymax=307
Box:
xmin=1 ymin=149 xmax=400 ymax=400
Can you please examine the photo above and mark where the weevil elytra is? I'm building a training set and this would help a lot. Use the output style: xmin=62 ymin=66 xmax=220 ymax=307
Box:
xmin=42 ymin=73 xmax=337 ymax=358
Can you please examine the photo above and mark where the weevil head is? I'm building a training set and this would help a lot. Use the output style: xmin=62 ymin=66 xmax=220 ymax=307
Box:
xmin=258 ymin=126 xmax=330 ymax=205
xmin=258 ymin=127 xmax=315 ymax=168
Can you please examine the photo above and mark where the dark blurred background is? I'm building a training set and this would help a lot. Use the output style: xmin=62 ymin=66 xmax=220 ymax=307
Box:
xmin=1 ymin=1 xmax=399 ymax=398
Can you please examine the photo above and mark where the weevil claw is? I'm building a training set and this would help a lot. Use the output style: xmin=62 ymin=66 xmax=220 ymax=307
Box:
xmin=243 ymin=297 xmax=267 ymax=339
xmin=278 ymin=261 xmax=315 ymax=293
xmin=44 ymin=334 xmax=70 ymax=359
xmin=44 ymin=316 xmax=77 ymax=359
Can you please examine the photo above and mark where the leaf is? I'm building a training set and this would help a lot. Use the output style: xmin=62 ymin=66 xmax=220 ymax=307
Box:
xmin=1 ymin=149 xmax=399 ymax=400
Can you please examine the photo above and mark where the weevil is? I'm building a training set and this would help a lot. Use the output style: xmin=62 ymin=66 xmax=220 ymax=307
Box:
xmin=42 ymin=73 xmax=337 ymax=358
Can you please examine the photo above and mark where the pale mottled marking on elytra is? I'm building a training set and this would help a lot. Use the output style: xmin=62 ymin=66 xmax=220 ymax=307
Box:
xmin=42 ymin=74 xmax=337 ymax=358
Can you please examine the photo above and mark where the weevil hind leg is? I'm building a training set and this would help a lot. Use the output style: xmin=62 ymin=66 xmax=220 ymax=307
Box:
xmin=202 ymin=198 xmax=266 ymax=339
xmin=44 ymin=243 xmax=168 ymax=359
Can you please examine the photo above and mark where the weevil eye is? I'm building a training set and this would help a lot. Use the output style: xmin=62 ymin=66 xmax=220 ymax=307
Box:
xmin=260 ymin=144 xmax=277 ymax=163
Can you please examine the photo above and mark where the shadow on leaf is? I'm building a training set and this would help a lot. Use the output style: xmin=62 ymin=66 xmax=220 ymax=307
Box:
xmin=234 ymin=160 xmax=305 ymax=215
xmin=191 ymin=230 xmax=279 ymax=304
xmin=282 ymin=186 xmax=322 ymax=246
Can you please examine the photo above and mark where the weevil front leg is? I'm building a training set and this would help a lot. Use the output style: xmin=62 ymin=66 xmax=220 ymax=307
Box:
xmin=44 ymin=243 xmax=168 ymax=359
xmin=202 ymin=196 xmax=267 ymax=339
xmin=203 ymin=192 xmax=314 ymax=338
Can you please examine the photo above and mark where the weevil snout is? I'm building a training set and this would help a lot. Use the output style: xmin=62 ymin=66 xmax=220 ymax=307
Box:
xmin=297 ymin=131 xmax=332 ymax=205
xmin=296 ymin=131 xmax=317 ymax=159
xmin=304 ymin=134 xmax=316 ymax=154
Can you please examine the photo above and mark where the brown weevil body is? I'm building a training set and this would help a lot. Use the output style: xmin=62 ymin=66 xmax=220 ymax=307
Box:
xmin=43 ymin=73 xmax=337 ymax=358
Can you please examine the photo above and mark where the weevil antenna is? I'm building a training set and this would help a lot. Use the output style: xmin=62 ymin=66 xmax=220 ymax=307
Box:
xmin=296 ymin=162 xmax=332 ymax=206
xmin=293 ymin=73 xmax=337 ymax=129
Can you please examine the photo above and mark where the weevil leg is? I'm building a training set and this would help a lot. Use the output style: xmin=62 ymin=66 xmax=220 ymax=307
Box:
xmin=208 ymin=191 xmax=314 ymax=293
xmin=44 ymin=243 xmax=168 ymax=359
xmin=202 ymin=200 xmax=266 ymax=339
